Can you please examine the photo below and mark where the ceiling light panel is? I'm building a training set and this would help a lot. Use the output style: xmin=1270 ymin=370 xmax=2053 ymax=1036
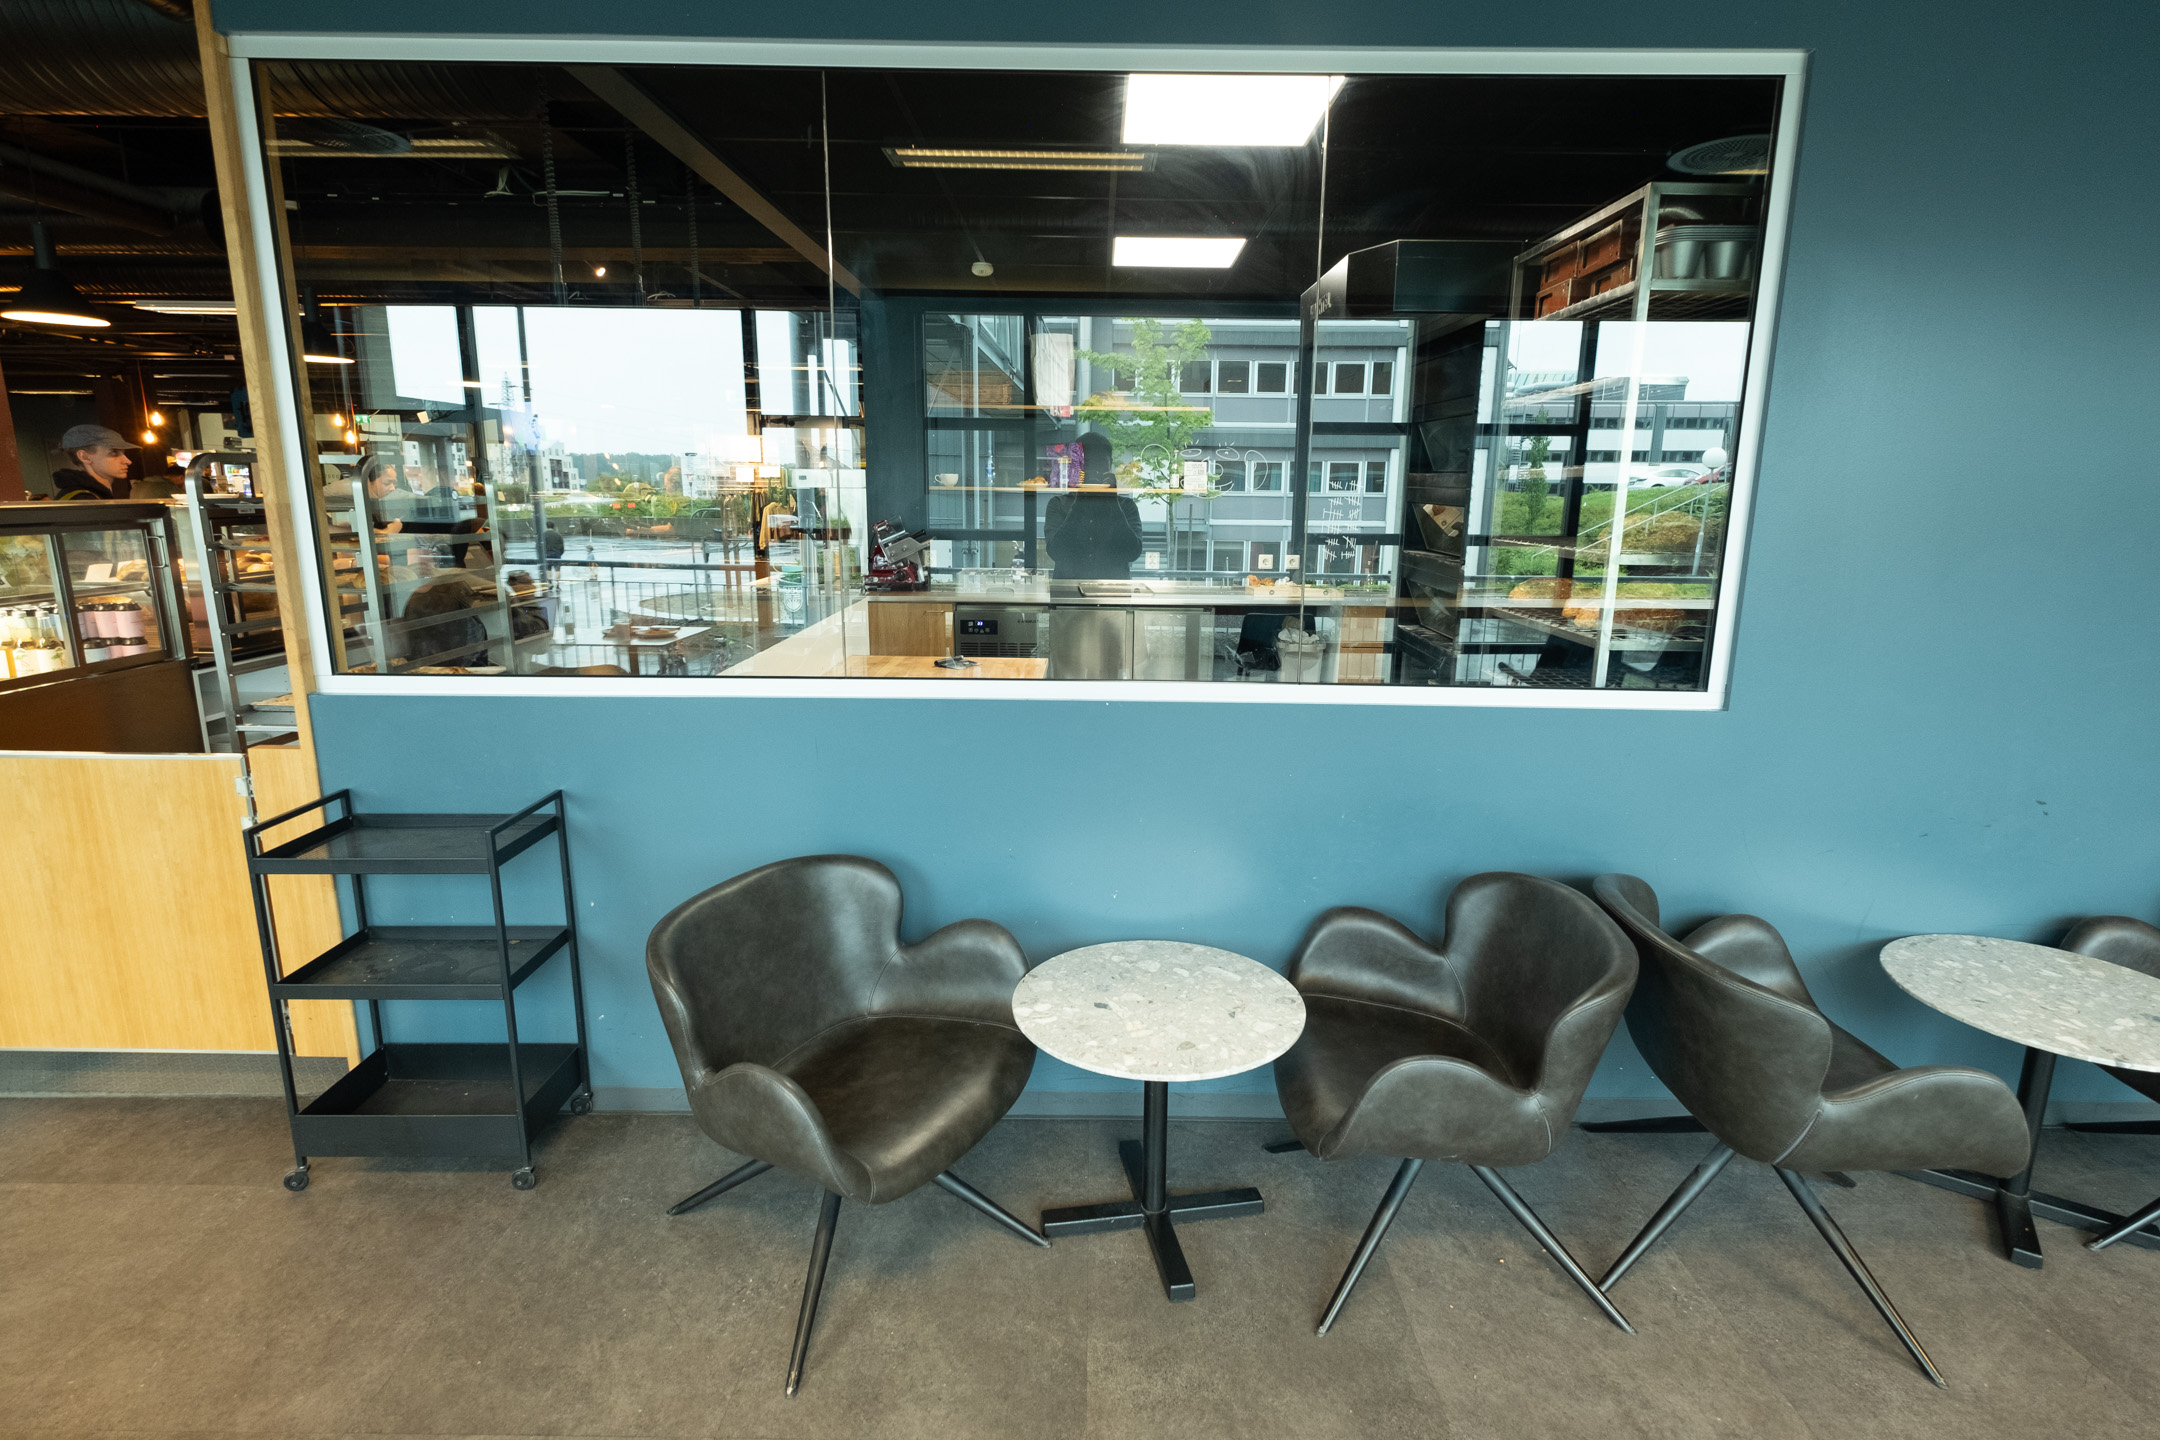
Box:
xmin=1112 ymin=236 xmax=1247 ymax=269
xmin=1122 ymin=73 xmax=1345 ymax=146
xmin=886 ymin=147 xmax=1152 ymax=172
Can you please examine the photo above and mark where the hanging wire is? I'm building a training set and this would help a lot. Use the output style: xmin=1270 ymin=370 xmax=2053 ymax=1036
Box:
xmin=624 ymin=131 xmax=646 ymax=304
xmin=539 ymin=97 xmax=565 ymax=304
xmin=685 ymin=162 xmax=701 ymax=309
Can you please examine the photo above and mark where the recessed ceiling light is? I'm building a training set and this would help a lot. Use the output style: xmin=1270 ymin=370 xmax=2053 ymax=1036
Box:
xmin=885 ymin=147 xmax=1153 ymax=173
xmin=1113 ymin=236 xmax=1247 ymax=269
xmin=1122 ymin=73 xmax=1345 ymax=146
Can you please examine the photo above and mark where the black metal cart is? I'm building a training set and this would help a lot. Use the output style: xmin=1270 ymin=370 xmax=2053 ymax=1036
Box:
xmin=243 ymin=789 xmax=591 ymax=1191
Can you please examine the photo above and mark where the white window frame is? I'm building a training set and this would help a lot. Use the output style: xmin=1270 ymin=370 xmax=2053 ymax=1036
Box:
xmin=222 ymin=33 xmax=1806 ymax=709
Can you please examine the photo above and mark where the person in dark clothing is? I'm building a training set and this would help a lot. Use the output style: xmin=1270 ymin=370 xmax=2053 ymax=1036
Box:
xmin=1042 ymin=431 xmax=1143 ymax=580
xmin=49 ymin=424 xmax=134 ymax=500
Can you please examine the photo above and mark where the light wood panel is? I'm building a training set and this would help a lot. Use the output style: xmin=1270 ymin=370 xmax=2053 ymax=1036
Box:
xmin=195 ymin=3 xmax=323 ymax=725
xmin=249 ymin=742 xmax=359 ymax=1062
xmin=844 ymin=655 xmax=1048 ymax=679
xmin=867 ymin=600 xmax=953 ymax=656
xmin=0 ymin=751 xmax=358 ymax=1058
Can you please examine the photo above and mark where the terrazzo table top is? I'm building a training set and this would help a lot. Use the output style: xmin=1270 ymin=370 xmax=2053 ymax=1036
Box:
xmin=1881 ymin=934 xmax=2160 ymax=1072
xmin=1011 ymin=941 xmax=1306 ymax=1083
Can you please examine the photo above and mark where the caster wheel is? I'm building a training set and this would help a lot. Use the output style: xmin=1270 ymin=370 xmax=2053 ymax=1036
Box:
xmin=511 ymin=1168 xmax=538 ymax=1190
xmin=283 ymin=1168 xmax=310 ymax=1192
xmin=569 ymin=1091 xmax=594 ymax=1116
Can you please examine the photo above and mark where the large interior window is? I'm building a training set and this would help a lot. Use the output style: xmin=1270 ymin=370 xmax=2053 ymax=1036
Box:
xmin=254 ymin=58 xmax=1785 ymax=692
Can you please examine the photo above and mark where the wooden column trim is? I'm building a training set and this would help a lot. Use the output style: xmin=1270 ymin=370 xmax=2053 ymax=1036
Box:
xmin=194 ymin=2 xmax=320 ymax=749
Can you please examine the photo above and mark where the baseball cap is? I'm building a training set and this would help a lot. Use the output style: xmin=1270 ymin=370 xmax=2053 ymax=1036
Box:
xmin=60 ymin=423 xmax=133 ymax=453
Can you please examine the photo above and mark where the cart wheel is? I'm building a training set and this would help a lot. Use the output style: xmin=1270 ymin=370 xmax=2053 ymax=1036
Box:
xmin=511 ymin=1167 xmax=538 ymax=1190
xmin=283 ymin=1167 xmax=310 ymax=1193
xmin=569 ymin=1091 xmax=594 ymax=1116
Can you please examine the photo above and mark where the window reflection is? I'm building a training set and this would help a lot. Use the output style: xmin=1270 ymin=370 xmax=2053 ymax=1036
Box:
xmin=261 ymin=58 xmax=1778 ymax=691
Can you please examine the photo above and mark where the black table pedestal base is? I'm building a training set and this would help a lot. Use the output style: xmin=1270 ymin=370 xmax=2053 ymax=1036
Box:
xmin=1893 ymin=1045 xmax=2160 ymax=1266
xmin=1040 ymin=1080 xmax=1266 ymax=1302
xmin=1896 ymin=1167 xmax=2160 ymax=1263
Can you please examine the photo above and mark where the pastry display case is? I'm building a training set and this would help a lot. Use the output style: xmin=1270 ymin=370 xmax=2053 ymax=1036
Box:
xmin=0 ymin=502 xmax=198 ymax=752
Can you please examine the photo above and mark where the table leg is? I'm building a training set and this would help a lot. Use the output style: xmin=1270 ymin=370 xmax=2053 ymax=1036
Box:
xmin=1039 ymin=1079 xmax=1266 ymax=1302
xmin=1992 ymin=1046 xmax=2055 ymax=1268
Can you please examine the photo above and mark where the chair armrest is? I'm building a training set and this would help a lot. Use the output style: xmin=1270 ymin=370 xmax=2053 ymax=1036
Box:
xmin=871 ymin=918 xmax=1029 ymax=1027
xmin=1781 ymin=1064 xmax=2031 ymax=1178
xmin=1287 ymin=907 xmax=1465 ymax=1022
xmin=687 ymin=1062 xmax=872 ymax=1198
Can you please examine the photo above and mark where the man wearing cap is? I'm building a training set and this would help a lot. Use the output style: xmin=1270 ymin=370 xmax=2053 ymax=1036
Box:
xmin=50 ymin=425 xmax=134 ymax=500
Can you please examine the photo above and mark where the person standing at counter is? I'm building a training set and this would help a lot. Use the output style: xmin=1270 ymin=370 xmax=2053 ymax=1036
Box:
xmin=1043 ymin=431 xmax=1143 ymax=580
xmin=48 ymin=425 xmax=134 ymax=500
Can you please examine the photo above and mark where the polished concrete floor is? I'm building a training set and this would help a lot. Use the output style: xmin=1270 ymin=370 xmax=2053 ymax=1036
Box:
xmin=5 ymin=1098 xmax=2160 ymax=1439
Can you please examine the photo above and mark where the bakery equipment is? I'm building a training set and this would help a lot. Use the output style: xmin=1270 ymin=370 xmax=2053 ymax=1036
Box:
xmin=866 ymin=518 xmax=930 ymax=592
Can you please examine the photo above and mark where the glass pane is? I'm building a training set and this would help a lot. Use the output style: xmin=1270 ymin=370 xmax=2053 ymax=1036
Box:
xmin=256 ymin=56 xmax=1778 ymax=692
xmin=0 ymin=534 xmax=66 ymax=679
xmin=65 ymin=526 xmax=162 ymax=668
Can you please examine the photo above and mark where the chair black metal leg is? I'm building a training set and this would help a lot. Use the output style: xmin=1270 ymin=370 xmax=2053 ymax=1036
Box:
xmin=1471 ymin=1165 xmax=1634 ymax=1334
xmin=2065 ymin=1120 xmax=2160 ymax=1134
xmin=785 ymin=1190 xmax=842 ymax=1398
xmin=1316 ymin=1158 xmax=1422 ymax=1337
xmin=1263 ymin=1137 xmax=1307 ymax=1154
xmin=1776 ymin=1168 xmax=1946 ymax=1387
xmin=1598 ymin=1142 xmax=1735 ymax=1292
xmin=2087 ymin=1192 xmax=2160 ymax=1252
xmin=667 ymin=1158 xmax=773 ymax=1216
xmin=935 ymin=1170 xmax=1050 ymax=1247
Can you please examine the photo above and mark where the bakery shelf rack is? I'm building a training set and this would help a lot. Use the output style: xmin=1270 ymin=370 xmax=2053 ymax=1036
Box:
xmin=244 ymin=788 xmax=591 ymax=1191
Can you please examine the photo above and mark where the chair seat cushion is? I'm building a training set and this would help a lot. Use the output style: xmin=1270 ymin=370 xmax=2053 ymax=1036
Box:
xmin=1276 ymin=996 xmax=1554 ymax=1166
xmin=778 ymin=1016 xmax=1036 ymax=1204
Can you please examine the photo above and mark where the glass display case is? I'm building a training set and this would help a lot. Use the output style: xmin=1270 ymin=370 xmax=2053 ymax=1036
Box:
xmin=0 ymin=502 xmax=198 ymax=752
xmin=174 ymin=472 xmax=296 ymax=752
xmin=1 ymin=503 xmax=184 ymax=685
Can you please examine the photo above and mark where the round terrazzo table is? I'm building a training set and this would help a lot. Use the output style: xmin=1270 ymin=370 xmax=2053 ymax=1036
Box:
xmin=1881 ymin=934 xmax=2160 ymax=1267
xmin=1011 ymin=941 xmax=1306 ymax=1302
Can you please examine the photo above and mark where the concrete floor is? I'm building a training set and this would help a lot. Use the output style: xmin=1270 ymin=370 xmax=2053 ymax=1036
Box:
xmin=5 ymin=1099 xmax=2160 ymax=1439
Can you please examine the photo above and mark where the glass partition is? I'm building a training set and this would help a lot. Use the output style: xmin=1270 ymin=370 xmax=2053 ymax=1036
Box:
xmin=256 ymin=58 xmax=1784 ymax=691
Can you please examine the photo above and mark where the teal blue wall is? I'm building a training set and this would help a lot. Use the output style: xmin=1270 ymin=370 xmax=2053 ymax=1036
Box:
xmin=263 ymin=3 xmax=2160 ymax=1106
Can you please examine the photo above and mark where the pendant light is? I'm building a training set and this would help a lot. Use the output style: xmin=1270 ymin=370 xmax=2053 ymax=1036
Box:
xmin=2 ymin=221 xmax=111 ymax=328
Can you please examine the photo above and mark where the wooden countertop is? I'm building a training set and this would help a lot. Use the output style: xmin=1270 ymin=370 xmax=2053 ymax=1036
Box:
xmin=844 ymin=655 xmax=1050 ymax=680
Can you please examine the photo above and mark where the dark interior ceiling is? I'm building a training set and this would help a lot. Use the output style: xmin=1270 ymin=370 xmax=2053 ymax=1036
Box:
xmin=1 ymin=0 xmax=1780 ymax=409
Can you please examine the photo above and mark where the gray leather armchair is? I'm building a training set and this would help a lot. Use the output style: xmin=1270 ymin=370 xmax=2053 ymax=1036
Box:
xmin=2059 ymin=915 xmax=2160 ymax=1251
xmin=1592 ymin=874 xmax=2031 ymax=1386
xmin=1270 ymin=872 xmax=1638 ymax=1336
xmin=646 ymin=855 xmax=1047 ymax=1396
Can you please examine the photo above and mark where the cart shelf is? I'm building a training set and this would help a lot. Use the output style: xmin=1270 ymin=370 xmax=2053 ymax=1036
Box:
xmin=251 ymin=810 xmax=557 ymax=874
xmin=272 ymin=925 xmax=571 ymax=1000
xmin=291 ymin=1042 xmax=583 ymax=1159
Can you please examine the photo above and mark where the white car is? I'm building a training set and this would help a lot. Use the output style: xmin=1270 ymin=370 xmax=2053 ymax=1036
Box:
xmin=1627 ymin=464 xmax=1710 ymax=487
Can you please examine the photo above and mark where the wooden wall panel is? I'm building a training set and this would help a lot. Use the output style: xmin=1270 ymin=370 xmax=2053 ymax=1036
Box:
xmin=0 ymin=751 xmax=357 ymax=1060
xmin=249 ymin=742 xmax=358 ymax=1062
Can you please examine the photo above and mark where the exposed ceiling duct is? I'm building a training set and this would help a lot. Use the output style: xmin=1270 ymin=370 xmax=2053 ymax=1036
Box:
xmin=0 ymin=141 xmax=216 ymax=237
xmin=0 ymin=1 xmax=544 ymax=119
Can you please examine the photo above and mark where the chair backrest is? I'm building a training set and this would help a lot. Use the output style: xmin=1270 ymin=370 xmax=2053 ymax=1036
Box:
xmin=1440 ymin=872 xmax=1637 ymax=1105
xmin=1592 ymin=874 xmax=1835 ymax=1162
xmin=646 ymin=855 xmax=905 ymax=1078
xmin=2061 ymin=916 xmax=2160 ymax=980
